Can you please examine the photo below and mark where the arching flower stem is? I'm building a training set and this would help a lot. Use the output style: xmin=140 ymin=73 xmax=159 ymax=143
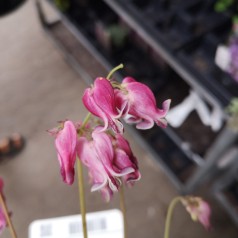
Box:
xmin=164 ymin=196 xmax=182 ymax=238
xmin=77 ymin=63 xmax=125 ymax=238
xmin=106 ymin=63 xmax=124 ymax=80
xmin=77 ymin=159 xmax=87 ymax=238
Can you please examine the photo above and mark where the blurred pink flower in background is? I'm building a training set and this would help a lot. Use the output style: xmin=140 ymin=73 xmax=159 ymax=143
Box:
xmin=181 ymin=196 xmax=211 ymax=230
xmin=228 ymin=37 xmax=238 ymax=82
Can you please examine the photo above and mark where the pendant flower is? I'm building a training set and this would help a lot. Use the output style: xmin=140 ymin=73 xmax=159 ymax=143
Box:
xmin=228 ymin=37 xmax=238 ymax=82
xmin=181 ymin=196 xmax=211 ymax=230
xmin=49 ymin=120 xmax=78 ymax=185
xmin=112 ymin=134 xmax=141 ymax=184
xmin=77 ymin=128 xmax=139 ymax=201
xmin=115 ymin=77 xmax=171 ymax=129
xmin=82 ymin=77 xmax=123 ymax=133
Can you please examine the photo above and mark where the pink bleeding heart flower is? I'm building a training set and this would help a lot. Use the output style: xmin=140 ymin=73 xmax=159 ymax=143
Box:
xmin=0 ymin=178 xmax=7 ymax=235
xmin=77 ymin=128 xmax=138 ymax=201
xmin=77 ymin=134 xmax=117 ymax=202
xmin=82 ymin=77 xmax=123 ymax=134
xmin=49 ymin=120 xmax=78 ymax=185
xmin=112 ymin=134 xmax=141 ymax=185
xmin=115 ymin=77 xmax=171 ymax=129
xmin=181 ymin=196 xmax=211 ymax=230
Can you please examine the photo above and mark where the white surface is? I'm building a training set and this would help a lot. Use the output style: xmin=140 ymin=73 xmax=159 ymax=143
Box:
xmin=215 ymin=44 xmax=231 ymax=71
xmin=167 ymin=91 xmax=210 ymax=127
xmin=28 ymin=209 xmax=123 ymax=238
xmin=167 ymin=90 xmax=223 ymax=131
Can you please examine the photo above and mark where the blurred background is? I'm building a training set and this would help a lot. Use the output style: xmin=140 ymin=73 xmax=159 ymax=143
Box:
xmin=0 ymin=0 xmax=238 ymax=237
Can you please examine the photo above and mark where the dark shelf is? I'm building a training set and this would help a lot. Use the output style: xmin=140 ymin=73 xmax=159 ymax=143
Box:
xmin=214 ymin=163 xmax=238 ymax=226
xmin=102 ymin=0 xmax=238 ymax=107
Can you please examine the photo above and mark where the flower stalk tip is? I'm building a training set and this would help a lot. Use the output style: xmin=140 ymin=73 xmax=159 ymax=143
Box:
xmin=106 ymin=63 xmax=124 ymax=80
xmin=164 ymin=196 xmax=211 ymax=238
xmin=181 ymin=196 xmax=211 ymax=230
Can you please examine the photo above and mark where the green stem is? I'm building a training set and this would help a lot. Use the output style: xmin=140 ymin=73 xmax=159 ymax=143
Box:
xmin=77 ymin=160 xmax=88 ymax=238
xmin=119 ymin=184 xmax=127 ymax=238
xmin=164 ymin=196 xmax=182 ymax=238
xmin=0 ymin=193 xmax=17 ymax=238
xmin=81 ymin=112 xmax=91 ymax=129
xmin=76 ymin=112 xmax=92 ymax=238
xmin=106 ymin=63 xmax=124 ymax=79
xmin=76 ymin=63 xmax=124 ymax=238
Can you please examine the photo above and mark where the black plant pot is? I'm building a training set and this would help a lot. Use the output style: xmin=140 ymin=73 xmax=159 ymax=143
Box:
xmin=0 ymin=0 xmax=26 ymax=16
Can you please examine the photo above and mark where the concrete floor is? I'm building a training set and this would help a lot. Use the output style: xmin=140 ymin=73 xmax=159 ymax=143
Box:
xmin=0 ymin=1 xmax=237 ymax=237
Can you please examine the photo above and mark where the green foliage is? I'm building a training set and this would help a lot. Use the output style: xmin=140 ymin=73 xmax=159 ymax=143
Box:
xmin=214 ymin=0 xmax=234 ymax=12
xmin=108 ymin=24 xmax=129 ymax=48
xmin=227 ymin=98 xmax=238 ymax=116
xmin=54 ymin=0 xmax=70 ymax=11
xmin=227 ymin=98 xmax=238 ymax=130
xmin=233 ymin=15 xmax=238 ymax=24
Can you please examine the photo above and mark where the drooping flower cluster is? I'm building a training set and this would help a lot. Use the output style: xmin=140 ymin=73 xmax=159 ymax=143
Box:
xmin=83 ymin=77 xmax=170 ymax=132
xmin=77 ymin=127 xmax=141 ymax=201
xmin=181 ymin=196 xmax=211 ymax=230
xmin=0 ymin=177 xmax=7 ymax=235
xmin=49 ymin=72 xmax=170 ymax=201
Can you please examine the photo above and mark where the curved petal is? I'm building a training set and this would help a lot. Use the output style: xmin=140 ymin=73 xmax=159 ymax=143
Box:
xmin=55 ymin=120 xmax=77 ymax=185
xmin=120 ymin=77 xmax=171 ymax=130
xmin=77 ymin=137 xmax=108 ymax=190
xmin=93 ymin=78 xmax=118 ymax=116
xmin=113 ymin=134 xmax=141 ymax=183
xmin=83 ymin=79 xmax=124 ymax=133
xmin=198 ymin=201 xmax=211 ymax=230
xmin=122 ymin=77 xmax=136 ymax=83
xmin=136 ymin=116 xmax=154 ymax=130
xmin=100 ymin=185 xmax=113 ymax=202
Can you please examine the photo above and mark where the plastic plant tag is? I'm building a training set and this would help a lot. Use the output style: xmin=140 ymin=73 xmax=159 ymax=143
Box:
xmin=215 ymin=44 xmax=231 ymax=71
xmin=28 ymin=209 xmax=123 ymax=238
xmin=166 ymin=91 xmax=211 ymax=127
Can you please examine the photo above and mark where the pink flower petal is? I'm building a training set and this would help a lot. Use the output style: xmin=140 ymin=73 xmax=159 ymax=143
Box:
xmin=82 ymin=78 xmax=123 ymax=133
xmin=55 ymin=120 xmax=77 ymax=185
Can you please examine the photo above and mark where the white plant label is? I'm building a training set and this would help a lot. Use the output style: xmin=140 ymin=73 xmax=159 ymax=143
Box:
xmin=29 ymin=209 xmax=123 ymax=238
